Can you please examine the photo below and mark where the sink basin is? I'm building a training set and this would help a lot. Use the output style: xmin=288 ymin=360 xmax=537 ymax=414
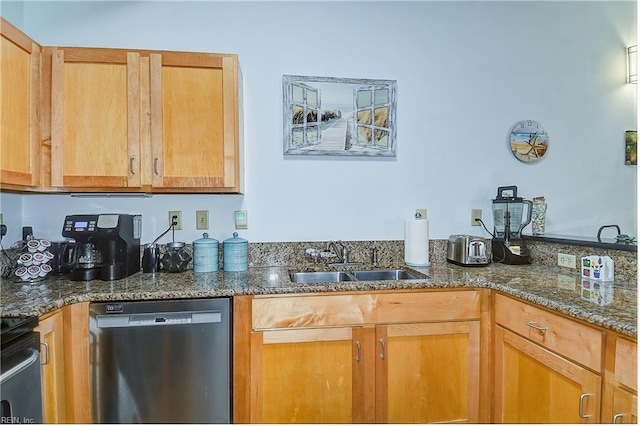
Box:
xmin=289 ymin=269 xmax=425 ymax=283
xmin=351 ymin=269 xmax=424 ymax=281
xmin=289 ymin=271 xmax=355 ymax=284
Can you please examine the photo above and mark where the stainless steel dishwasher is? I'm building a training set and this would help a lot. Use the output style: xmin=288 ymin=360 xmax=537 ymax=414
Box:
xmin=89 ymin=298 xmax=231 ymax=424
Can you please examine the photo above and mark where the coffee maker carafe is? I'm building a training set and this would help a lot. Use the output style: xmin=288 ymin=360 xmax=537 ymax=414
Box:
xmin=491 ymin=186 xmax=532 ymax=264
xmin=62 ymin=214 xmax=142 ymax=281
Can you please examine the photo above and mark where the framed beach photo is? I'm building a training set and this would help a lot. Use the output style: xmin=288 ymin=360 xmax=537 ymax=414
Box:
xmin=283 ymin=75 xmax=397 ymax=158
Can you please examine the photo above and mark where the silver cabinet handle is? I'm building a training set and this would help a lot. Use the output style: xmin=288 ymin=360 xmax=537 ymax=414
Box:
xmin=40 ymin=341 xmax=50 ymax=366
xmin=525 ymin=321 xmax=548 ymax=335
xmin=129 ymin=157 xmax=136 ymax=175
xmin=355 ymin=341 xmax=361 ymax=363
xmin=579 ymin=393 xmax=592 ymax=418
xmin=153 ymin=158 xmax=159 ymax=175
xmin=379 ymin=339 xmax=386 ymax=360
xmin=613 ymin=413 xmax=624 ymax=423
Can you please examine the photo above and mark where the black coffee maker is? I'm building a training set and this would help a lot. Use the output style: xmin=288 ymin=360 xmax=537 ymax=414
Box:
xmin=62 ymin=214 xmax=142 ymax=281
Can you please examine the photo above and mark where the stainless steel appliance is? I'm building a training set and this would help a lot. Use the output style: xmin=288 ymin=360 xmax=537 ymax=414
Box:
xmin=446 ymin=235 xmax=490 ymax=266
xmin=491 ymin=186 xmax=532 ymax=264
xmin=62 ymin=214 xmax=142 ymax=281
xmin=89 ymin=298 xmax=231 ymax=423
xmin=0 ymin=316 xmax=43 ymax=424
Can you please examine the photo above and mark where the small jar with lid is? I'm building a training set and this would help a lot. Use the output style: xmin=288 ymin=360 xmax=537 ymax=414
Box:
xmin=160 ymin=242 xmax=192 ymax=273
xmin=193 ymin=233 xmax=219 ymax=273
xmin=223 ymin=232 xmax=248 ymax=271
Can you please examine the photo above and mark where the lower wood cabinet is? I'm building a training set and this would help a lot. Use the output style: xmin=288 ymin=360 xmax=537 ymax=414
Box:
xmin=603 ymin=335 xmax=637 ymax=423
xmin=244 ymin=290 xmax=486 ymax=424
xmin=494 ymin=294 xmax=604 ymax=423
xmin=376 ymin=321 xmax=480 ymax=423
xmin=35 ymin=310 xmax=67 ymax=423
xmin=494 ymin=325 xmax=601 ymax=423
xmin=250 ymin=326 xmax=367 ymax=423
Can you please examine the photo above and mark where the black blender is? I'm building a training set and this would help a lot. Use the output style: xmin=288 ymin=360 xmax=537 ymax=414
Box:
xmin=491 ymin=186 xmax=533 ymax=264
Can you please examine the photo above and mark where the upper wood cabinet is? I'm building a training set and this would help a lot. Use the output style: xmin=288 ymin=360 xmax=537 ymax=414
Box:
xmin=43 ymin=46 xmax=242 ymax=193
xmin=149 ymin=52 xmax=241 ymax=192
xmin=0 ymin=18 xmax=41 ymax=190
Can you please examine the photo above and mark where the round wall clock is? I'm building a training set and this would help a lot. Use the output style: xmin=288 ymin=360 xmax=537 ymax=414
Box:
xmin=509 ymin=120 xmax=549 ymax=163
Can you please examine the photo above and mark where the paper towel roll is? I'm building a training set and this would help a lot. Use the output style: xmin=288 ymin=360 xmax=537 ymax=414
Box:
xmin=405 ymin=219 xmax=430 ymax=267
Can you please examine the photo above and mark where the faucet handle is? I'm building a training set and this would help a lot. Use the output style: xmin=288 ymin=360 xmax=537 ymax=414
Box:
xmin=370 ymin=243 xmax=379 ymax=267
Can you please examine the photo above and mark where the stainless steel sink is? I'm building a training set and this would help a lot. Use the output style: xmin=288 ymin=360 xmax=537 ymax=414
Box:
xmin=351 ymin=269 xmax=423 ymax=281
xmin=289 ymin=268 xmax=425 ymax=283
xmin=289 ymin=271 xmax=355 ymax=284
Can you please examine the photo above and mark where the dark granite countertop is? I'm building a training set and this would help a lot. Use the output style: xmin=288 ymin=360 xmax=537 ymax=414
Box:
xmin=0 ymin=262 xmax=636 ymax=337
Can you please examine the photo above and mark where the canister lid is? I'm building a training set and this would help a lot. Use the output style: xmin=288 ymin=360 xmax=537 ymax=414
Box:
xmin=224 ymin=232 xmax=247 ymax=245
xmin=167 ymin=241 xmax=186 ymax=249
xmin=193 ymin=233 xmax=219 ymax=246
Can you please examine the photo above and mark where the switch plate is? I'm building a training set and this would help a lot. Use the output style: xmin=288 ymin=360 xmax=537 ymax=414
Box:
xmin=415 ymin=209 xmax=427 ymax=219
xmin=196 ymin=210 xmax=209 ymax=230
xmin=168 ymin=211 xmax=182 ymax=230
xmin=235 ymin=210 xmax=248 ymax=230
xmin=0 ymin=213 xmax=3 ymax=224
xmin=557 ymin=253 xmax=576 ymax=269
xmin=471 ymin=209 xmax=482 ymax=226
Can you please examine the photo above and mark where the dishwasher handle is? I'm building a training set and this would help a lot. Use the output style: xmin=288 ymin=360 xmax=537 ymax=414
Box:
xmin=96 ymin=310 xmax=222 ymax=329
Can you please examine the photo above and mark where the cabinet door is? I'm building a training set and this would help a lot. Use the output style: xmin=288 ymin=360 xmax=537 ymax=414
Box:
xmin=49 ymin=47 xmax=141 ymax=189
xmin=250 ymin=327 xmax=373 ymax=423
xmin=0 ymin=18 xmax=40 ymax=189
xmin=149 ymin=52 xmax=241 ymax=192
xmin=35 ymin=310 xmax=67 ymax=423
xmin=376 ymin=321 xmax=480 ymax=423
xmin=495 ymin=326 xmax=601 ymax=423
xmin=612 ymin=386 xmax=638 ymax=424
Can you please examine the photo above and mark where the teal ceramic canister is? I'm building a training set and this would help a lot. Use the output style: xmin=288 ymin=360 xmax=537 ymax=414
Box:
xmin=192 ymin=233 xmax=219 ymax=272
xmin=223 ymin=232 xmax=248 ymax=271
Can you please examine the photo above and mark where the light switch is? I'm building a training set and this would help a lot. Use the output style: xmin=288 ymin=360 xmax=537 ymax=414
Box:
xmin=235 ymin=210 xmax=248 ymax=230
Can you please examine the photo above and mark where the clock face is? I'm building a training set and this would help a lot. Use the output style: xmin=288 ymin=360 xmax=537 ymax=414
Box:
xmin=509 ymin=120 xmax=549 ymax=163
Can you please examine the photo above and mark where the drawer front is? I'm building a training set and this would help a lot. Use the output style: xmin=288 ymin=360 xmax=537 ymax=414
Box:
xmin=615 ymin=337 xmax=638 ymax=391
xmin=252 ymin=290 xmax=480 ymax=330
xmin=495 ymin=294 xmax=603 ymax=372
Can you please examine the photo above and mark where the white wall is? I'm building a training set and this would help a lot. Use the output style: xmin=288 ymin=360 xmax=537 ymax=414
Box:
xmin=1 ymin=1 xmax=637 ymax=245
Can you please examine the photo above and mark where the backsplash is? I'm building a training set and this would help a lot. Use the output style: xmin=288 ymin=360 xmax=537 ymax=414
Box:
xmin=2 ymin=239 xmax=636 ymax=284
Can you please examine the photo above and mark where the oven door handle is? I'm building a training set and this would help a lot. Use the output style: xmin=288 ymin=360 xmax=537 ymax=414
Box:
xmin=0 ymin=348 xmax=40 ymax=385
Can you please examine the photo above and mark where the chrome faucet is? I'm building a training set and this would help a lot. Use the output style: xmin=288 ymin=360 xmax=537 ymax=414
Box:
xmin=326 ymin=241 xmax=363 ymax=267
xmin=326 ymin=241 xmax=348 ymax=263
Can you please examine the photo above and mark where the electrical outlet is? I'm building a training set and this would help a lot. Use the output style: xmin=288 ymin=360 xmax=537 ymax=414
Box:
xmin=557 ymin=253 xmax=576 ymax=269
xmin=415 ymin=208 xmax=427 ymax=219
xmin=196 ymin=210 xmax=209 ymax=230
xmin=471 ymin=209 xmax=482 ymax=226
xmin=168 ymin=211 xmax=182 ymax=230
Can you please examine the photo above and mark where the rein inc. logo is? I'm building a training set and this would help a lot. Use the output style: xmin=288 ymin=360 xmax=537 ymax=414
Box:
xmin=1 ymin=417 xmax=36 ymax=424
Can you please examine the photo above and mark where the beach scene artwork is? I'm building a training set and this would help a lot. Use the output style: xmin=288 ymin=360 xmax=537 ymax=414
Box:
xmin=283 ymin=75 xmax=397 ymax=157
